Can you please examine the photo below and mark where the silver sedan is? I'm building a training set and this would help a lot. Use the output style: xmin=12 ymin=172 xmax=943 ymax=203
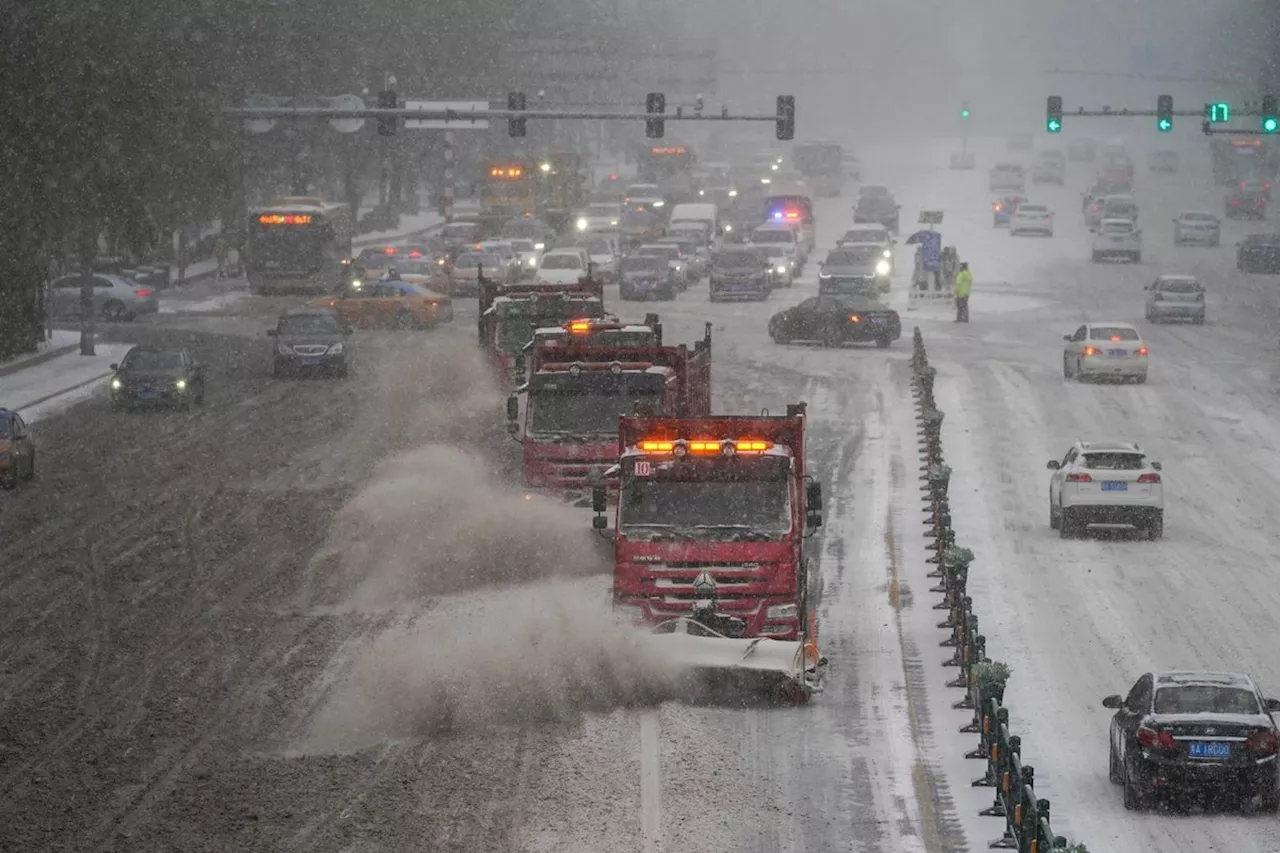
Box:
xmin=49 ymin=273 xmax=160 ymax=321
xmin=1172 ymin=211 xmax=1221 ymax=247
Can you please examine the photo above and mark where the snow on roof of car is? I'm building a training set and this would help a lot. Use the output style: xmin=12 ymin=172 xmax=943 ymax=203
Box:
xmin=1079 ymin=440 xmax=1142 ymax=453
xmin=1156 ymin=671 xmax=1253 ymax=687
xmin=1085 ymin=321 xmax=1139 ymax=332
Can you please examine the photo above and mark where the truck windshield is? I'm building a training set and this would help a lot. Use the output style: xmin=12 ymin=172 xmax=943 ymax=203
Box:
xmin=528 ymin=391 xmax=662 ymax=437
xmin=620 ymin=477 xmax=792 ymax=537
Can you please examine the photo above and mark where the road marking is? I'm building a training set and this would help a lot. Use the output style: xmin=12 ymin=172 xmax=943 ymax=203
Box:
xmin=639 ymin=709 xmax=663 ymax=853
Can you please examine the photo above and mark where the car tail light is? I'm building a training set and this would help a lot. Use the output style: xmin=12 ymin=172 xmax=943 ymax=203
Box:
xmin=1137 ymin=726 xmax=1176 ymax=750
xmin=1136 ymin=346 xmax=1148 ymax=356
xmin=1083 ymin=345 xmax=1099 ymax=356
xmin=1065 ymin=472 xmax=1092 ymax=482
xmin=135 ymin=289 xmax=151 ymax=297
xmin=994 ymin=203 xmax=1003 ymax=211
xmin=849 ymin=314 xmax=861 ymax=323
xmin=1231 ymin=199 xmax=1241 ymax=206
xmin=1258 ymin=201 xmax=1266 ymax=207
xmin=1247 ymin=729 xmax=1279 ymax=754
xmin=1137 ymin=472 xmax=1160 ymax=483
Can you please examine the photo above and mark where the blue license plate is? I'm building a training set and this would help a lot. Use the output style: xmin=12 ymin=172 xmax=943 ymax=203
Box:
xmin=137 ymin=391 xmax=158 ymax=400
xmin=871 ymin=317 xmax=888 ymax=325
xmin=1107 ymin=349 xmax=1128 ymax=357
xmin=1188 ymin=741 xmax=1231 ymax=758
xmin=301 ymin=357 xmax=322 ymax=365
xmin=1101 ymin=481 xmax=1127 ymax=491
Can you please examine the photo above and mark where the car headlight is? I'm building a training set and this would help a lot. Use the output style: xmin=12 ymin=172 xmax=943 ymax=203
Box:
xmin=576 ymin=218 xmax=588 ymax=231
xmin=350 ymin=278 xmax=363 ymax=289
xmin=777 ymin=265 xmax=787 ymax=274
xmin=883 ymin=248 xmax=892 ymax=258
xmin=110 ymin=378 xmax=122 ymax=390
xmin=728 ymin=189 xmax=738 ymax=198
xmin=534 ymin=242 xmax=545 ymax=251
xmin=327 ymin=342 xmax=344 ymax=355
xmin=175 ymin=379 xmax=187 ymax=391
xmin=610 ymin=219 xmax=618 ymax=226
xmin=699 ymin=189 xmax=705 ymax=196
xmin=876 ymin=259 xmax=891 ymax=276
xmin=724 ymin=224 xmax=733 ymax=232
xmin=277 ymin=343 xmax=293 ymax=355
xmin=652 ymin=200 xmax=664 ymax=208
xmin=527 ymin=257 xmax=537 ymax=266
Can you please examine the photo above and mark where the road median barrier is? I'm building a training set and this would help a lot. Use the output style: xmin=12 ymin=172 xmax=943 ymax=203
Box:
xmin=910 ymin=326 xmax=1091 ymax=853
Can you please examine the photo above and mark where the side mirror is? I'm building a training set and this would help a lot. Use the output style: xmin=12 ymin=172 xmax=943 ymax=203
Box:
xmin=1102 ymin=694 xmax=1125 ymax=710
xmin=109 ymin=363 xmax=119 ymax=370
xmin=1150 ymin=461 xmax=1162 ymax=471
xmin=266 ymin=329 xmax=278 ymax=337
xmin=592 ymin=485 xmax=608 ymax=513
xmin=505 ymin=394 xmax=519 ymax=425
xmin=1265 ymin=698 xmax=1280 ymax=713
xmin=1046 ymin=460 xmax=1061 ymax=470
xmin=592 ymin=516 xmax=608 ymax=530
xmin=1062 ymin=334 xmax=1072 ymax=342
xmin=806 ymin=479 xmax=823 ymax=511
xmin=806 ymin=510 xmax=823 ymax=529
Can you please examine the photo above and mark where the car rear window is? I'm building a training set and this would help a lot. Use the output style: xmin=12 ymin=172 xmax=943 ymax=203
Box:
xmin=1154 ymin=686 xmax=1260 ymax=715
xmin=1081 ymin=453 xmax=1145 ymax=470
xmin=1019 ymin=205 xmax=1048 ymax=213
xmin=1102 ymin=222 xmax=1134 ymax=234
xmin=1090 ymin=326 xmax=1139 ymax=340
xmin=751 ymin=230 xmax=795 ymax=244
xmin=1159 ymin=280 xmax=1202 ymax=293
xmin=1182 ymin=213 xmax=1216 ymax=222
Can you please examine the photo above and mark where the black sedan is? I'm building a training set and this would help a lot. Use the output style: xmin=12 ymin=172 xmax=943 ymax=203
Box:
xmin=1237 ymin=234 xmax=1280 ymax=273
xmin=1226 ymin=187 xmax=1268 ymax=220
xmin=1104 ymin=670 xmax=1280 ymax=811
xmin=768 ymin=294 xmax=901 ymax=348
xmin=109 ymin=346 xmax=206 ymax=410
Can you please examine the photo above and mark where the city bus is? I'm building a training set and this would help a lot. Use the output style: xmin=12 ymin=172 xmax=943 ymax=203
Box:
xmin=792 ymin=141 xmax=844 ymax=197
xmin=478 ymin=161 xmax=536 ymax=233
xmin=638 ymin=143 xmax=697 ymax=203
xmin=245 ymin=198 xmax=352 ymax=295
xmin=1211 ymin=137 xmax=1272 ymax=186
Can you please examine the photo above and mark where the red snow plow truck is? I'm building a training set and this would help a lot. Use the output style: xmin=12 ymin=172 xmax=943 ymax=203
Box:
xmin=478 ymin=276 xmax=607 ymax=387
xmin=505 ymin=317 xmax=711 ymax=505
xmin=591 ymin=404 xmax=827 ymax=702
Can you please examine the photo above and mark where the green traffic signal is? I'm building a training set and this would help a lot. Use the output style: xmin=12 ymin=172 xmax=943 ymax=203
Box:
xmin=1265 ymin=117 xmax=1279 ymax=134
xmin=1158 ymin=118 xmax=1172 ymax=132
xmin=961 ymin=108 xmax=970 ymax=119
xmin=1047 ymin=118 xmax=1061 ymax=133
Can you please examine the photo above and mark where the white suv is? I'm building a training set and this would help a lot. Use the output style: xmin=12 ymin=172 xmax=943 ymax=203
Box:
xmin=1047 ymin=441 xmax=1164 ymax=539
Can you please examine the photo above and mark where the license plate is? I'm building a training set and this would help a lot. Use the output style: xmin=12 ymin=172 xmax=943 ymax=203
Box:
xmin=871 ymin=317 xmax=888 ymax=325
xmin=1101 ymin=481 xmax=1127 ymax=491
xmin=301 ymin=357 xmax=322 ymax=365
xmin=1107 ymin=349 xmax=1128 ymax=357
xmin=1111 ymin=237 xmax=1127 ymax=243
xmin=138 ymin=391 xmax=158 ymax=400
xmin=1188 ymin=741 xmax=1231 ymax=758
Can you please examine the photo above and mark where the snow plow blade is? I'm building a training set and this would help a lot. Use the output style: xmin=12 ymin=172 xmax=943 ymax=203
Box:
xmin=641 ymin=617 xmax=828 ymax=705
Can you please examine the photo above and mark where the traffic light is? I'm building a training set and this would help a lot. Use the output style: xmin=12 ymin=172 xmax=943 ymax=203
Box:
xmin=1209 ymin=101 xmax=1231 ymax=123
xmin=776 ymin=95 xmax=795 ymax=141
xmin=645 ymin=92 xmax=665 ymax=139
xmin=1046 ymin=95 xmax=1062 ymax=133
xmin=377 ymin=89 xmax=396 ymax=136
xmin=1264 ymin=94 xmax=1278 ymax=133
xmin=1157 ymin=94 xmax=1173 ymax=132
xmin=507 ymin=91 xmax=526 ymax=137
xmin=960 ymin=102 xmax=970 ymax=120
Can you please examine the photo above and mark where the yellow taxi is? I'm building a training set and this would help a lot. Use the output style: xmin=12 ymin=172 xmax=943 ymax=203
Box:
xmin=311 ymin=278 xmax=453 ymax=330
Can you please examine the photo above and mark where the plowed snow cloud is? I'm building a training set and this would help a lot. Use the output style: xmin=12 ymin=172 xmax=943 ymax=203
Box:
xmin=303 ymin=581 xmax=676 ymax=750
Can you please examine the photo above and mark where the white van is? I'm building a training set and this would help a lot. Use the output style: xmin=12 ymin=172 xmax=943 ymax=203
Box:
xmin=668 ymin=202 xmax=718 ymax=238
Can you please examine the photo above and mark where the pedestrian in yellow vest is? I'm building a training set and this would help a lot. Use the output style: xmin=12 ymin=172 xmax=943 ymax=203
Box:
xmin=954 ymin=262 xmax=973 ymax=323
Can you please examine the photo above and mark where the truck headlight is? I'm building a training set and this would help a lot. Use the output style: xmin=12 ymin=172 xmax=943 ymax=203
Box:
xmin=766 ymin=603 xmax=798 ymax=619
xmin=327 ymin=342 xmax=344 ymax=355
xmin=576 ymin=218 xmax=588 ymax=231
xmin=876 ymin=259 xmax=891 ymax=276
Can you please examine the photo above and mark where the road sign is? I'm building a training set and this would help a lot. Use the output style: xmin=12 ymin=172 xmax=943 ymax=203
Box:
xmin=327 ymin=95 xmax=366 ymax=133
xmin=404 ymin=100 xmax=490 ymax=129
xmin=243 ymin=95 xmax=281 ymax=133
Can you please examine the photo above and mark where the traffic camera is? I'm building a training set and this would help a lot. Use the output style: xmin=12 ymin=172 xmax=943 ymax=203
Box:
xmin=776 ymin=95 xmax=795 ymax=141
xmin=646 ymin=93 xmax=665 ymax=138
xmin=1046 ymin=95 xmax=1062 ymax=133
xmin=507 ymin=91 xmax=527 ymax=137
xmin=1157 ymin=94 xmax=1173 ymax=132
xmin=377 ymin=89 xmax=396 ymax=136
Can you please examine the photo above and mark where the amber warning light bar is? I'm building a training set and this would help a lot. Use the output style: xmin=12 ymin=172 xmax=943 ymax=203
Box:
xmin=638 ymin=438 xmax=772 ymax=455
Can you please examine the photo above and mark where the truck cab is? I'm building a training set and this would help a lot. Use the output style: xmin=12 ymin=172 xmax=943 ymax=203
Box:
xmin=599 ymin=405 xmax=823 ymax=641
xmin=478 ymin=278 xmax=606 ymax=385
xmin=506 ymin=319 xmax=712 ymax=504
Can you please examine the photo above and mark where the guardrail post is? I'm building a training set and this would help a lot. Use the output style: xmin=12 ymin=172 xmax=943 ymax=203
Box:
xmin=960 ymin=677 xmax=984 ymax=733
